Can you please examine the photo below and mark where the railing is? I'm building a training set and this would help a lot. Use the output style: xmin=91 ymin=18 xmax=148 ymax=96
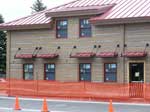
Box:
xmin=0 ymin=79 xmax=150 ymax=101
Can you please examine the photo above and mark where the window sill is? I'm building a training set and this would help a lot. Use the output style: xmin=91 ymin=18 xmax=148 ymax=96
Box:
xmin=79 ymin=36 xmax=92 ymax=38
xmin=56 ymin=37 xmax=68 ymax=39
xmin=104 ymin=81 xmax=117 ymax=83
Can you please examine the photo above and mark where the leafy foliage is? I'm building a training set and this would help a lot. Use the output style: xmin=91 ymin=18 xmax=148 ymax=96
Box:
xmin=31 ymin=0 xmax=47 ymax=13
xmin=0 ymin=14 xmax=6 ymax=73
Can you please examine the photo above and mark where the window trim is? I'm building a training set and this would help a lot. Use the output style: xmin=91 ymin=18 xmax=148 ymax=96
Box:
xmin=79 ymin=18 xmax=92 ymax=38
xmin=23 ymin=63 xmax=34 ymax=80
xmin=79 ymin=63 xmax=92 ymax=82
xmin=104 ymin=63 xmax=117 ymax=82
xmin=44 ymin=63 xmax=55 ymax=81
xmin=56 ymin=19 xmax=68 ymax=39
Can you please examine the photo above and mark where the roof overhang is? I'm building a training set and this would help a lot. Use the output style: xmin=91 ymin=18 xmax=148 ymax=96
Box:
xmin=45 ymin=4 xmax=115 ymax=18
xmin=0 ymin=23 xmax=52 ymax=31
xmin=90 ymin=16 xmax=150 ymax=25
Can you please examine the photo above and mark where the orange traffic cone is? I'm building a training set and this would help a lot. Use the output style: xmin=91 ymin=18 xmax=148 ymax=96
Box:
xmin=109 ymin=100 xmax=114 ymax=112
xmin=41 ymin=98 xmax=49 ymax=112
xmin=14 ymin=96 xmax=21 ymax=110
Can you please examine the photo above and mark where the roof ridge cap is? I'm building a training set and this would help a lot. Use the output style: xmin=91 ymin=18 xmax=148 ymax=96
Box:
xmin=3 ymin=0 xmax=81 ymax=25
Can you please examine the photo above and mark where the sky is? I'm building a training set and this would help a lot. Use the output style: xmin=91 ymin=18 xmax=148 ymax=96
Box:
xmin=0 ymin=0 xmax=75 ymax=22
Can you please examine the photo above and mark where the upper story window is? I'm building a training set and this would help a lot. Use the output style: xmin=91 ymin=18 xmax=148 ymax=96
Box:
xmin=23 ymin=64 xmax=34 ymax=80
xmin=56 ymin=20 xmax=68 ymax=38
xmin=79 ymin=18 xmax=91 ymax=37
xmin=104 ymin=63 xmax=117 ymax=82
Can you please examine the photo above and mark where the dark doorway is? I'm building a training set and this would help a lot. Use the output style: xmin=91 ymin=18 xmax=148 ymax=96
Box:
xmin=129 ymin=63 xmax=144 ymax=83
xmin=129 ymin=62 xmax=144 ymax=98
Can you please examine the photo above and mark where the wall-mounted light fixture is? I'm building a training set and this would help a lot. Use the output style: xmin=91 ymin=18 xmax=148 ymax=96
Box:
xmin=73 ymin=46 xmax=77 ymax=49
xmin=57 ymin=46 xmax=61 ymax=49
xmin=39 ymin=47 xmax=42 ymax=50
xmin=124 ymin=44 xmax=127 ymax=47
xmin=98 ymin=45 xmax=101 ymax=48
xmin=146 ymin=43 xmax=149 ymax=47
xmin=35 ymin=47 xmax=38 ymax=50
xmin=18 ymin=48 xmax=21 ymax=50
xmin=117 ymin=44 xmax=120 ymax=48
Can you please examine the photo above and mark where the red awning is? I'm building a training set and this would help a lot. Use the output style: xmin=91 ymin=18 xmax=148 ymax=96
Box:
xmin=36 ymin=54 xmax=59 ymax=58
xmin=15 ymin=54 xmax=33 ymax=59
xmin=96 ymin=52 xmax=118 ymax=58
xmin=123 ymin=51 xmax=147 ymax=58
xmin=70 ymin=52 xmax=95 ymax=58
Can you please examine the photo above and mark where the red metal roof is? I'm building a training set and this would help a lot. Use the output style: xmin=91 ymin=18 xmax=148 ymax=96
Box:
xmin=122 ymin=51 xmax=147 ymax=58
xmin=1 ymin=0 xmax=150 ymax=30
xmin=90 ymin=0 xmax=150 ymax=23
xmin=96 ymin=52 xmax=118 ymax=58
xmin=15 ymin=54 xmax=33 ymax=59
xmin=70 ymin=52 xmax=95 ymax=58
xmin=36 ymin=54 xmax=59 ymax=59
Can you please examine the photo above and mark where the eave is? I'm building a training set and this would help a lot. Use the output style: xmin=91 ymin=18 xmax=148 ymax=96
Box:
xmin=90 ymin=17 xmax=150 ymax=25
xmin=0 ymin=23 xmax=52 ymax=31
xmin=45 ymin=4 xmax=115 ymax=18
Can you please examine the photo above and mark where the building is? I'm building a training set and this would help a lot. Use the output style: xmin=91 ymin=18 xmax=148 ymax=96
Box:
xmin=0 ymin=0 xmax=150 ymax=85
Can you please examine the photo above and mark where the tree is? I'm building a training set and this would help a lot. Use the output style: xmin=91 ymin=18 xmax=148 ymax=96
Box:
xmin=0 ymin=14 xmax=6 ymax=76
xmin=31 ymin=0 xmax=47 ymax=13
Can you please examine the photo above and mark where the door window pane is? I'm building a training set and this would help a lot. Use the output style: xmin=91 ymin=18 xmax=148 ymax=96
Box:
xmin=23 ymin=64 xmax=33 ymax=80
xmin=104 ymin=63 xmax=117 ymax=82
xmin=79 ymin=63 xmax=91 ymax=81
xmin=45 ymin=64 xmax=55 ymax=80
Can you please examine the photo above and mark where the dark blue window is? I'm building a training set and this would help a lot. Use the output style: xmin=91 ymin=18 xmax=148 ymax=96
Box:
xmin=45 ymin=64 xmax=55 ymax=80
xmin=79 ymin=63 xmax=91 ymax=81
xmin=56 ymin=20 xmax=68 ymax=38
xmin=104 ymin=63 xmax=117 ymax=82
xmin=23 ymin=64 xmax=34 ymax=80
xmin=80 ymin=19 xmax=91 ymax=37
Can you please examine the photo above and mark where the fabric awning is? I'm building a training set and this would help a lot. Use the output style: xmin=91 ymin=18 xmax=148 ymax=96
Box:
xmin=96 ymin=52 xmax=118 ymax=58
xmin=36 ymin=54 xmax=59 ymax=59
xmin=122 ymin=51 xmax=147 ymax=58
xmin=15 ymin=54 xmax=33 ymax=59
xmin=70 ymin=52 xmax=95 ymax=58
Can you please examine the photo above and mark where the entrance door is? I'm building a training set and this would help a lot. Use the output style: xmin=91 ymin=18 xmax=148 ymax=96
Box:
xmin=129 ymin=62 xmax=144 ymax=98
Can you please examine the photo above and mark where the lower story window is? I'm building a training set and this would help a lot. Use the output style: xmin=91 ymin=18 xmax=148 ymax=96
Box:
xmin=104 ymin=63 xmax=117 ymax=82
xmin=23 ymin=64 xmax=34 ymax=80
xmin=44 ymin=64 xmax=55 ymax=80
xmin=79 ymin=63 xmax=91 ymax=81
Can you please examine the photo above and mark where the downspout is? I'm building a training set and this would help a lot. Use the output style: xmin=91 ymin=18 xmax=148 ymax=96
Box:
xmin=6 ymin=31 xmax=11 ymax=79
xmin=7 ymin=31 xmax=11 ymax=96
xmin=9 ymin=31 xmax=11 ymax=80
xmin=123 ymin=24 xmax=126 ymax=83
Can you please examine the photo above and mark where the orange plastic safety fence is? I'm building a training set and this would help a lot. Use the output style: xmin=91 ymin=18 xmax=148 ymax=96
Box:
xmin=1 ymin=79 xmax=150 ymax=101
xmin=0 ymin=79 xmax=8 ymax=95
xmin=8 ymin=79 xmax=36 ymax=96
xmin=85 ymin=82 xmax=129 ymax=99
xmin=129 ymin=83 xmax=144 ymax=98
xmin=37 ymin=81 xmax=85 ymax=98
xmin=144 ymin=84 xmax=150 ymax=100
